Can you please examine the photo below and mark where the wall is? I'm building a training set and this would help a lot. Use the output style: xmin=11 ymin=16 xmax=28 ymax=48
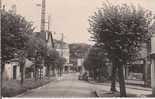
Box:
xmin=3 ymin=62 xmax=20 ymax=80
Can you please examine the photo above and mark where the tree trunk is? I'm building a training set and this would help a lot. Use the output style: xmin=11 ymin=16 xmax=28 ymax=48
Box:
xmin=47 ymin=66 xmax=50 ymax=78
xmin=34 ymin=65 xmax=37 ymax=81
xmin=60 ymin=67 xmax=62 ymax=77
xmin=1 ymin=62 xmax=5 ymax=83
xmin=52 ymin=66 xmax=56 ymax=76
xmin=94 ymin=69 xmax=96 ymax=80
xmin=99 ymin=68 xmax=101 ymax=81
xmin=118 ymin=64 xmax=126 ymax=97
xmin=20 ymin=65 xmax=24 ymax=85
xmin=21 ymin=69 xmax=24 ymax=85
xmin=110 ymin=64 xmax=117 ymax=92
xmin=39 ymin=68 xmax=41 ymax=80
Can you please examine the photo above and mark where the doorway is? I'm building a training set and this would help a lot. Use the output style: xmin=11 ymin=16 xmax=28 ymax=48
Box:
xmin=13 ymin=66 xmax=17 ymax=79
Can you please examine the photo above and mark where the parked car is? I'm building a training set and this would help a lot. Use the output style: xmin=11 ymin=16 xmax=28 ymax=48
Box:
xmin=78 ymin=72 xmax=89 ymax=81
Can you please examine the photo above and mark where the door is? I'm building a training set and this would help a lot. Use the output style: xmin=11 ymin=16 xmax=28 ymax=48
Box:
xmin=13 ymin=66 xmax=17 ymax=79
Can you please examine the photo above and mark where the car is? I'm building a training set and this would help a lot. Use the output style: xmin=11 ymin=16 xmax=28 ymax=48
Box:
xmin=78 ymin=72 xmax=89 ymax=81
xmin=78 ymin=73 xmax=83 ymax=80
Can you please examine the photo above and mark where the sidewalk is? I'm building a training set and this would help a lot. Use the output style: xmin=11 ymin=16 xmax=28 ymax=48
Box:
xmin=89 ymin=81 xmax=152 ymax=97
xmin=125 ymin=79 xmax=145 ymax=86
xmin=2 ymin=77 xmax=57 ymax=97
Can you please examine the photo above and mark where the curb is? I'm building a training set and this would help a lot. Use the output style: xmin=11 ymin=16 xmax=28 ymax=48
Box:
xmin=88 ymin=81 xmax=152 ymax=92
xmin=94 ymin=90 xmax=148 ymax=97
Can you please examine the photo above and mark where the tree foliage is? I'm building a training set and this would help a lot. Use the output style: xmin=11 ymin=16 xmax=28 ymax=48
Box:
xmin=89 ymin=3 xmax=153 ymax=63
xmin=1 ymin=10 xmax=34 ymax=84
xmin=25 ymin=33 xmax=47 ymax=59
xmin=83 ymin=45 xmax=110 ymax=81
xmin=88 ymin=3 xmax=154 ymax=96
xmin=1 ymin=10 xmax=34 ymax=63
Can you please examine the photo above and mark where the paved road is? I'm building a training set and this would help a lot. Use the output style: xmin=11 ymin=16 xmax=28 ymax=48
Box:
xmin=17 ymin=73 xmax=96 ymax=98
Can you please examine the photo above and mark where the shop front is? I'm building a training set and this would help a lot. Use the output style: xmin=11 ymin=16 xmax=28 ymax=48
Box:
xmin=127 ymin=59 xmax=145 ymax=80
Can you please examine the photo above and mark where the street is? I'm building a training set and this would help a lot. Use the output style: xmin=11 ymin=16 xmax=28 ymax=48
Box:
xmin=17 ymin=73 xmax=96 ymax=98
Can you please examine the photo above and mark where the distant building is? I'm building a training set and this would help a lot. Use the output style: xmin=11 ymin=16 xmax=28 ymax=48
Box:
xmin=77 ymin=58 xmax=84 ymax=72
xmin=69 ymin=43 xmax=90 ymax=72
xmin=54 ymin=40 xmax=71 ymax=72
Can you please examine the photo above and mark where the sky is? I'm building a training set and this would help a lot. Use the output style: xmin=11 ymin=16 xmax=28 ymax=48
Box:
xmin=3 ymin=0 xmax=155 ymax=44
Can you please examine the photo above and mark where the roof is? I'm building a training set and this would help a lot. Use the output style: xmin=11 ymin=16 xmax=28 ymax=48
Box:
xmin=8 ymin=58 xmax=34 ymax=68
xmin=25 ymin=58 xmax=34 ymax=68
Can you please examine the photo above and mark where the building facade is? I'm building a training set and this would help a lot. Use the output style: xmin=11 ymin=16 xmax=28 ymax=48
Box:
xmin=54 ymin=40 xmax=71 ymax=72
xmin=125 ymin=43 xmax=149 ymax=81
xmin=3 ymin=61 xmax=20 ymax=80
xmin=69 ymin=43 xmax=90 ymax=72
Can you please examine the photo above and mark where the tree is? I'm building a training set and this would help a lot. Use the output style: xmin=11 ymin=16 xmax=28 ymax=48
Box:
xmin=83 ymin=45 xmax=110 ymax=81
xmin=69 ymin=43 xmax=90 ymax=71
xmin=25 ymin=33 xmax=47 ymax=80
xmin=1 ymin=10 xmax=34 ymax=84
xmin=55 ymin=56 xmax=66 ymax=77
xmin=88 ymin=3 xmax=154 ymax=97
xmin=44 ymin=48 xmax=59 ymax=78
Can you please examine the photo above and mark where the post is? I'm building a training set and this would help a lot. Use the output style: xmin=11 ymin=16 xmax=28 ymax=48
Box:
xmin=151 ymin=35 xmax=155 ymax=95
xmin=151 ymin=58 xmax=155 ymax=95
